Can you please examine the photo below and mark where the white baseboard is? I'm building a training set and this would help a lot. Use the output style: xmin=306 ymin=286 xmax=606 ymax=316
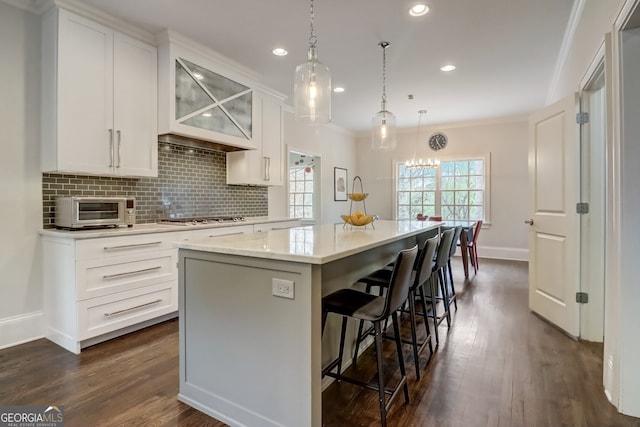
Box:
xmin=454 ymin=246 xmax=528 ymax=262
xmin=0 ymin=311 xmax=44 ymax=350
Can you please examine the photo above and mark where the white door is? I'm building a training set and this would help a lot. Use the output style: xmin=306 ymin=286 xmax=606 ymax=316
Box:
xmin=527 ymin=94 xmax=580 ymax=337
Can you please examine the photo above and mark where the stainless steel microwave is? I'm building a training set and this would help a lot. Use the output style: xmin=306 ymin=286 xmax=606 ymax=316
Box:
xmin=55 ymin=196 xmax=136 ymax=229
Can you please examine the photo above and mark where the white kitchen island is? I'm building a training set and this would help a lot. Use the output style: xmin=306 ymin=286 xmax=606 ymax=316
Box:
xmin=176 ymin=220 xmax=442 ymax=427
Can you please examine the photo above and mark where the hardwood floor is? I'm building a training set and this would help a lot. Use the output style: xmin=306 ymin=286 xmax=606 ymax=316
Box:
xmin=1 ymin=259 xmax=638 ymax=427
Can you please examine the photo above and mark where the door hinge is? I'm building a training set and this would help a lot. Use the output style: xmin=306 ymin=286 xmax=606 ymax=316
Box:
xmin=576 ymin=202 xmax=589 ymax=214
xmin=576 ymin=112 xmax=590 ymax=125
xmin=576 ymin=292 xmax=589 ymax=304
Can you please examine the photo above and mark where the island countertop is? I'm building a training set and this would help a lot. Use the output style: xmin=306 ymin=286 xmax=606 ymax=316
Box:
xmin=176 ymin=219 xmax=443 ymax=264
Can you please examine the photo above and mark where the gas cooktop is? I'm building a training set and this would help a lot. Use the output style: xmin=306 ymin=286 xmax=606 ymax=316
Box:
xmin=159 ymin=216 xmax=246 ymax=226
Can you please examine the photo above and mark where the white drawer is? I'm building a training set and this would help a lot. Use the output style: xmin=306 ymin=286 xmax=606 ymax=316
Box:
xmin=187 ymin=224 xmax=253 ymax=241
xmin=254 ymin=220 xmax=300 ymax=232
xmin=77 ymin=282 xmax=177 ymax=340
xmin=76 ymin=250 xmax=177 ymax=300
xmin=76 ymin=232 xmax=182 ymax=260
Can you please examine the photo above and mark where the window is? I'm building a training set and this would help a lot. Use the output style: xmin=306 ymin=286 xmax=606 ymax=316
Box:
xmin=396 ymin=156 xmax=489 ymax=223
xmin=289 ymin=166 xmax=314 ymax=220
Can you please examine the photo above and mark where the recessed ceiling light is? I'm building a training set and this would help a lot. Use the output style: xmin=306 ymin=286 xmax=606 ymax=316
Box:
xmin=440 ymin=64 xmax=456 ymax=72
xmin=272 ymin=48 xmax=288 ymax=56
xmin=409 ymin=4 xmax=429 ymax=16
xmin=202 ymin=112 xmax=212 ymax=117
xmin=193 ymin=73 xmax=204 ymax=80
xmin=333 ymin=87 xmax=345 ymax=93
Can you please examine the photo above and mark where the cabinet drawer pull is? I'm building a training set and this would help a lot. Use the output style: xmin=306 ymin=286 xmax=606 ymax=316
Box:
xmin=103 ymin=241 xmax=163 ymax=251
xmin=209 ymin=231 xmax=244 ymax=238
xmin=102 ymin=265 xmax=162 ymax=279
xmin=104 ymin=299 xmax=162 ymax=317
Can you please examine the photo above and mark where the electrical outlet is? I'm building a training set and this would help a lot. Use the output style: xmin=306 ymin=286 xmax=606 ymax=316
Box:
xmin=272 ymin=278 xmax=295 ymax=299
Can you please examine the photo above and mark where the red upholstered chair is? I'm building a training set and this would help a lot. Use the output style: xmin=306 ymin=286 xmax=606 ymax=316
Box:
xmin=428 ymin=216 xmax=442 ymax=221
xmin=463 ymin=220 xmax=483 ymax=274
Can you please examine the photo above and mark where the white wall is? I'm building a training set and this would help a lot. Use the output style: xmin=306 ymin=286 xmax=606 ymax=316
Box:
xmin=618 ymin=24 xmax=640 ymax=417
xmin=0 ymin=1 xmax=44 ymax=348
xmin=549 ymin=0 xmax=640 ymax=418
xmin=549 ymin=0 xmax=626 ymax=102
xmin=354 ymin=117 xmax=529 ymax=261
xmin=269 ymin=109 xmax=357 ymax=225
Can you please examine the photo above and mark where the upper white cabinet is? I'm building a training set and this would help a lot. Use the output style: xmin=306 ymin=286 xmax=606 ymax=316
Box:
xmin=158 ymin=33 xmax=260 ymax=151
xmin=41 ymin=8 xmax=158 ymax=177
xmin=226 ymin=91 xmax=285 ymax=186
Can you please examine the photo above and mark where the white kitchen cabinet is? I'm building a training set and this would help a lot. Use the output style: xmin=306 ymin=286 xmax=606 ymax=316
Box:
xmin=226 ymin=91 xmax=285 ymax=186
xmin=41 ymin=8 xmax=157 ymax=177
xmin=42 ymin=232 xmax=182 ymax=354
xmin=158 ymin=33 xmax=260 ymax=151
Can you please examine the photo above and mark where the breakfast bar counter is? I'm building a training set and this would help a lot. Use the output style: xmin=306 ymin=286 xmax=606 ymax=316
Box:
xmin=176 ymin=220 xmax=441 ymax=427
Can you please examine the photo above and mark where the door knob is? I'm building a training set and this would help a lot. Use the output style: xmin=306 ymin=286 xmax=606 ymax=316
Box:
xmin=524 ymin=219 xmax=534 ymax=225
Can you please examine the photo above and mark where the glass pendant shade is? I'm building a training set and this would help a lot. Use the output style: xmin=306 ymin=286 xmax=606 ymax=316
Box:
xmin=371 ymin=109 xmax=397 ymax=151
xmin=294 ymin=46 xmax=331 ymax=125
xmin=371 ymin=41 xmax=396 ymax=151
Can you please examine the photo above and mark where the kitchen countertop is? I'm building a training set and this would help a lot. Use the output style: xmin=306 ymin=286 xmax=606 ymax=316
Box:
xmin=177 ymin=220 xmax=444 ymax=264
xmin=39 ymin=216 xmax=298 ymax=239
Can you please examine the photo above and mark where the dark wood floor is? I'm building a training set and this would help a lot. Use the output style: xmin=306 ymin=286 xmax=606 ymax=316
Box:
xmin=1 ymin=259 xmax=638 ymax=427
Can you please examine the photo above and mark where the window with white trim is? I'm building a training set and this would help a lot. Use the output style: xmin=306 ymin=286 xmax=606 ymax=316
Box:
xmin=289 ymin=166 xmax=314 ymax=220
xmin=396 ymin=156 xmax=489 ymax=223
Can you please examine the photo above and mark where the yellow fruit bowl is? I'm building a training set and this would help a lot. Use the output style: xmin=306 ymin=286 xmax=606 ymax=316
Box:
xmin=342 ymin=212 xmax=375 ymax=227
xmin=348 ymin=193 xmax=368 ymax=202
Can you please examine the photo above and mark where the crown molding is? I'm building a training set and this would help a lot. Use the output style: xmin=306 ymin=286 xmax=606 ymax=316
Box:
xmin=546 ymin=0 xmax=586 ymax=104
xmin=1 ymin=0 xmax=50 ymax=14
xmin=45 ymin=0 xmax=156 ymax=45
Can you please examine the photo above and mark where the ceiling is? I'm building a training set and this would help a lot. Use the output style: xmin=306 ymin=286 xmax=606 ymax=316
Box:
xmin=76 ymin=0 xmax=576 ymax=133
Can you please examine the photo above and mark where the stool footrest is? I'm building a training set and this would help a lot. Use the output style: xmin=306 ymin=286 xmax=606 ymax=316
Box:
xmin=324 ymin=370 xmax=408 ymax=410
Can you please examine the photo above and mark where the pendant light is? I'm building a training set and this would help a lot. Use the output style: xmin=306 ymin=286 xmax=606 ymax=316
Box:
xmin=405 ymin=110 xmax=440 ymax=169
xmin=294 ymin=0 xmax=331 ymax=125
xmin=371 ymin=41 xmax=396 ymax=151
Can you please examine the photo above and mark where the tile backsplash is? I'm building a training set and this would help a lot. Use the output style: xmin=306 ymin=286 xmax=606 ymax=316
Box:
xmin=42 ymin=141 xmax=268 ymax=228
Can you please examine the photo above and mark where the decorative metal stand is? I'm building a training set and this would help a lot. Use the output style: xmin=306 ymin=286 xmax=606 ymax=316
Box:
xmin=342 ymin=176 xmax=375 ymax=229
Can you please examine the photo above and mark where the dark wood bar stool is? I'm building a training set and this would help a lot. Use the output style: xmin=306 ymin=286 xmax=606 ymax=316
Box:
xmin=352 ymin=236 xmax=439 ymax=379
xmin=321 ymin=245 xmax=418 ymax=427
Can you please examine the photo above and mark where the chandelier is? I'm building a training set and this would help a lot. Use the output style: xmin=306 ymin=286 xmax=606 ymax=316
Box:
xmin=405 ymin=110 xmax=440 ymax=169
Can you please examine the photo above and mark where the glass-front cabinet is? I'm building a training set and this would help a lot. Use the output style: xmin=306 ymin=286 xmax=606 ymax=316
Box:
xmin=158 ymin=34 xmax=259 ymax=150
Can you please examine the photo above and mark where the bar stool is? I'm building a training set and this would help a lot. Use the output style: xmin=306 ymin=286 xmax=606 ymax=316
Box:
xmin=352 ymin=236 xmax=439 ymax=379
xmin=446 ymin=226 xmax=463 ymax=310
xmin=425 ymin=228 xmax=456 ymax=328
xmin=321 ymin=245 xmax=418 ymax=427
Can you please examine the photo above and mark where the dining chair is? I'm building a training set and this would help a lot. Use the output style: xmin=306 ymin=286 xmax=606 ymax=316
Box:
xmin=321 ymin=245 xmax=418 ymax=427
xmin=463 ymin=220 xmax=483 ymax=275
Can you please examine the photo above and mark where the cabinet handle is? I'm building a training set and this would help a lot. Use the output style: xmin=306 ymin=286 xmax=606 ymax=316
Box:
xmin=102 ymin=265 xmax=162 ymax=279
xmin=116 ymin=130 xmax=122 ymax=168
xmin=209 ymin=231 xmax=244 ymax=238
xmin=265 ymin=156 xmax=271 ymax=181
xmin=108 ymin=129 xmax=114 ymax=167
xmin=103 ymin=241 xmax=163 ymax=251
xmin=104 ymin=299 xmax=162 ymax=317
